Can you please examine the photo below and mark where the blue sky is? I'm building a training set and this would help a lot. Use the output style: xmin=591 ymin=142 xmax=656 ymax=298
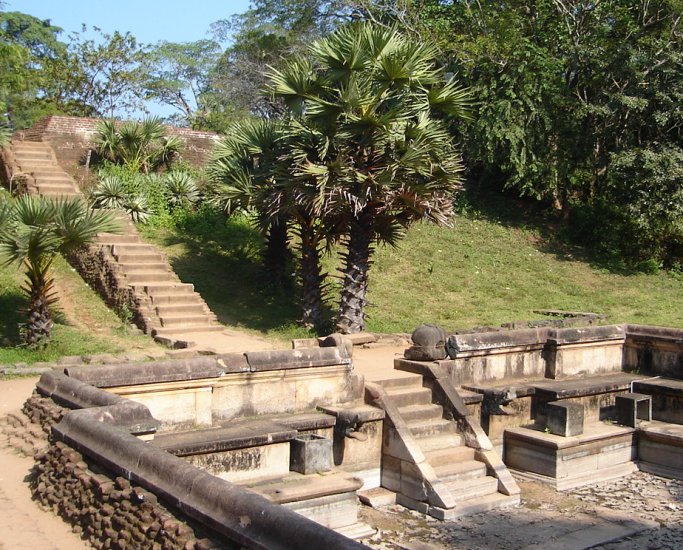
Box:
xmin=4 ymin=0 xmax=252 ymax=45
xmin=4 ymin=0 xmax=253 ymax=118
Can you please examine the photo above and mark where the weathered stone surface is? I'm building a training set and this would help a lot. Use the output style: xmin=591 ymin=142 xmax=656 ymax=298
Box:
xmin=546 ymin=401 xmax=584 ymax=437
xmin=290 ymin=434 xmax=333 ymax=475
xmin=405 ymin=324 xmax=447 ymax=361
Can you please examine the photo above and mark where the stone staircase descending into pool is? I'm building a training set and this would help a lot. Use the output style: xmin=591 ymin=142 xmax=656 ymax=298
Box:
xmin=3 ymin=139 xmax=222 ymax=341
xmin=366 ymin=372 xmax=520 ymax=519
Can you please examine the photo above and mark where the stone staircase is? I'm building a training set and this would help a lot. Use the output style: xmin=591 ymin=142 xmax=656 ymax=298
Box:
xmin=4 ymin=139 xmax=222 ymax=341
xmin=8 ymin=140 xmax=80 ymax=197
xmin=96 ymin=213 xmax=221 ymax=338
xmin=369 ymin=373 xmax=519 ymax=519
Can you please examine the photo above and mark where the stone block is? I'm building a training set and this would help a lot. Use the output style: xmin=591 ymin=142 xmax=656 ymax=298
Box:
xmin=546 ymin=401 xmax=584 ymax=437
xmin=615 ymin=393 xmax=652 ymax=427
xmin=290 ymin=434 xmax=332 ymax=474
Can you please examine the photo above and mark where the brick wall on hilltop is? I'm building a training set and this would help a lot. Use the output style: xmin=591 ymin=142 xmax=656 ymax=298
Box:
xmin=17 ymin=116 xmax=220 ymax=183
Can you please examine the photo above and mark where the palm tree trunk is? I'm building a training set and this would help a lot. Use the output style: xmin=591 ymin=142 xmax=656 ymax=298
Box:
xmin=263 ymin=219 xmax=292 ymax=289
xmin=298 ymin=217 xmax=325 ymax=332
xmin=24 ymin=261 xmax=54 ymax=347
xmin=337 ymin=222 xmax=372 ymax=334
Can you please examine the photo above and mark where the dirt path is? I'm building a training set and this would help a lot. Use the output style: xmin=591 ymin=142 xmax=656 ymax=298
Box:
xmin=0 ymin=377 xmax=87 ymax=549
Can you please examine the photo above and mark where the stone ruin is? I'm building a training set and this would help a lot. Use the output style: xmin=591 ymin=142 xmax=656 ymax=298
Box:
xmin=19 ymin=323 xmax=683 ymax=548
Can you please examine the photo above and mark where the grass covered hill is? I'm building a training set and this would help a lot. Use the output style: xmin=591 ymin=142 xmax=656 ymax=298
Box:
xmin=143 ymin=192 xmax=683 ymax=338
xmin=2 ymin=190 xmax=680 ymax=363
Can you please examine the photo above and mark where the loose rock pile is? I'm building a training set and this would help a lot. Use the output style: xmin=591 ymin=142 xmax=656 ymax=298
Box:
xmin=31 ymin=441 xmax=226 ymax=550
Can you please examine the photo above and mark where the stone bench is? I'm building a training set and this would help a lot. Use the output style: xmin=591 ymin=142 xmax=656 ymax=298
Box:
xmin=531 ymin=372 xmax=647 ymax=424
xmin=632 ymin=378 xmax=683 ymax=424
xmin=151 ymin=413 xmax=337 ymax=483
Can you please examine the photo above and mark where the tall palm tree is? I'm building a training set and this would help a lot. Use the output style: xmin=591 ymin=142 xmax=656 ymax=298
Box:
xmin=0 ymin=194 xmax=120 ymax=346
xmin=207 ymin=118 xmax=330 ymax=330
xmin=267 ymin=23 xmax=472 ymax=333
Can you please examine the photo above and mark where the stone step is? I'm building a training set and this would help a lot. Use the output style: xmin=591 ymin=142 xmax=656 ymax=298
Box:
xmin=160 ymin=315 xmax=214 ymax=328
xmin=97 ymin=234 xmax=142 ymax=244
xmin=156 ymin=304 xmax=207 ymax=316
xmin=425 ymin=445 xmax=476 ymax=467
xmin=12 ymin=149 xmax=51 ymax=159
xmin=445 ymin=475 xmax=499 ymax=501
xmin=398 ymin=403 xmax=443 ymax=423
xmin=29 ymin=169 xmax=69 ymax=176
xmin=375 ymin=374 xmax=424 ymax=390
xmin=38 ymin=189 xmax=80 ymax=198
xmin=36 ymin=185 xmax=79 ymax=195
xmin=133 ymin=283 xmax=195 ymax=295
xmin=11 ymin=141 xmax=51 ymax=150
xmin=125 ymin=272 xmax=176 ymax=284
xmin=118 ymin=262 xmax=170 ymax=273
xmin=153 ymin=325 xmax=224 ymax=336
xmin=385 ymin=387 xmax=432 ymax=408
xmin=110 ymin=243 xmax=157 ymax=255
xmin=442 ymin=492 xmax=520 ymax=520
xmin=415 ymin=431 xmax=463 ymax=453
xmin=408 ymin=418 xmax=455 ymax=438
xmin=434 ymin=459 xmax=487 ymax=484
xmin=15 ymin=160 xmax=55 ymax=169
xmin=149 ymin=293 xmax=202 ymax=305
xmin=114 ymin=252 xmax=165 ymax=263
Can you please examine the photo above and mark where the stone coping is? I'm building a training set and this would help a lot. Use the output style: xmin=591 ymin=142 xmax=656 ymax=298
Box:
xmin=63 ymin=347 xmax=351 ymax=388
xmin=546 ymin=325 xmax=625 ymax=345
xmin=633 ymin=378 xmax=683 ymax=397
xmin=505 ymin=422 xmax=635 ymax=450
xmin=532 ymin=372 xmax=645 ymax=399
xmin=638 ymin=421 xmax=683 ymax=446
xmin=625 ymin=324 xmax=683 ymax=340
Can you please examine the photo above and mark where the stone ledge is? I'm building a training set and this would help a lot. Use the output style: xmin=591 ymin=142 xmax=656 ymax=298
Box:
xmin=505 ymin=423 xmax=635 ymax=450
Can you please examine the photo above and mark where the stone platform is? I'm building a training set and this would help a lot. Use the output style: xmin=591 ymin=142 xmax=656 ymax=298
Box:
xmin=505 ymin=422 xmax=638 ymax=490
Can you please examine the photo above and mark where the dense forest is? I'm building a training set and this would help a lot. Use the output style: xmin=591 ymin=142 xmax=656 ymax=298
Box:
xmin=1 ymin=0 xmax=682 ymax=331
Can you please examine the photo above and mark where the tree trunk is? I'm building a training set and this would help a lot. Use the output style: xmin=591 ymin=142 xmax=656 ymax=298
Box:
xmin=24 ymin=273 xmax=54 ymax=347
xmin=337 ymin=222 xmax=372 ymax=334
xmin=263 ymin=219 xmax=292 ymax=289
xmin=298 ymin=217 xmax=325 ymax=333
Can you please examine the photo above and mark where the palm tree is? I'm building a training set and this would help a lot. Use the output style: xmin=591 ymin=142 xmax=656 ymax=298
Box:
xmin=0 ymin=194 xmax=120 ymax=346
xmin=267 ymin=23 xmax=472 ymax=333
xmin=92 ymin=116 xmax=184 ymax=173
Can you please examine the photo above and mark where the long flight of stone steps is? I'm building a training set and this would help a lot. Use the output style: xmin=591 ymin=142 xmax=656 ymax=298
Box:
xmin=379 ymin=374 xmax=519 ymax=517
xmin=96 ymin=214 xmax=222 ymax=338
xmin=6 ymin=139 xmax=222 ymax=340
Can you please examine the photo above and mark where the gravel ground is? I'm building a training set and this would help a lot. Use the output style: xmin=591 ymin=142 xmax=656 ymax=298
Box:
xmin=359 ymin=472 xmax=683 ymax=549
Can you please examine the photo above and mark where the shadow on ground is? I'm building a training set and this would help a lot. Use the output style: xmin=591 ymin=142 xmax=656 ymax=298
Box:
xmin=151 ymin=214 xmax=307 ymax=333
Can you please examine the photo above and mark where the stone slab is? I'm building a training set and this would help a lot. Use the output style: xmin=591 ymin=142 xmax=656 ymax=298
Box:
xmin=532 ymin=373 xmax=644 ymax=399
xmin=151 ymin=419 xmax=297 ymax=455
xmin=243 ymin=472 xmax=363 ymax=505
xmin=357 ymin=486 xmax=397 ymax=507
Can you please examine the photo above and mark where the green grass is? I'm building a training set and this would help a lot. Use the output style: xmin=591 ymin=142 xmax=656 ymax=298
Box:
xmin=0 ymin=255 xmax=161 ymax=365
xmin=141 ymin=197 xmax=683 ymax=339
xmin=140 ymin=210 xmax=311 ymax=340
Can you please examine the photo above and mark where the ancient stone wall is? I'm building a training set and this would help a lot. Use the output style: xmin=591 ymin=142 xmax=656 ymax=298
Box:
xmin=17 ymin=116 xmax=219 ymax=183
xmin=67 ymin=245 xmax=152 ymax=334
